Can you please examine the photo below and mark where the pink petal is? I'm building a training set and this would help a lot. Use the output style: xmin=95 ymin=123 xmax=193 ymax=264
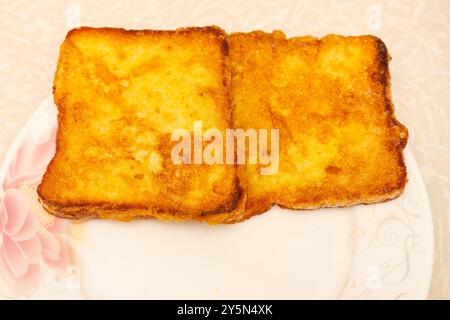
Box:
xmin=39 ymin=232 xmax=60 ymax=260
xmin=0 ymin=247 xmax=12 ymax=280
xmin=2 ymin=189 xmax=29 ymax=236
xmin=7 ymin=127 xmax=56 ymax=187
xmin=1 ymin=236 xmax=28 ymax=278
xmin=44 ymin=236 xmax=70 ymax=272
xmin=0 ymin=252 xmax=41 ymax=297
xmin=12 ymin=264 xmax=41 ymax=296
xmin=0 ymin=197 xmax=6 ymax=229
xmin=17 ymin=236 xmax=42 ymax=264
xmin=47 ymin=218 xmax=67 ymax=235
xmin=3 ymin=171 xmax=46 ymax=190
xmin=9 ymin=209 xmax=39 ymax=242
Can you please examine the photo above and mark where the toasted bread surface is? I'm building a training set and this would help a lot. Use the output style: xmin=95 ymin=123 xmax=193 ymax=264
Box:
xmin=38 ymin=26 xmax=241 ymax=222
xmin=229 ymin=31 xmax=408 ymax=215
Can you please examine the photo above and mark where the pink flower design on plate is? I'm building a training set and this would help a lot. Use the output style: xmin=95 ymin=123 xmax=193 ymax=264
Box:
xmin=0 ymin=189 xmax=41 ymax=295
xmin=3 ymin=127 xmax=56 ymax=190
xmin=0 ymin=114 xmax=72 ymax=297
xmin=0 ymin=188 xmax=72 ymax=296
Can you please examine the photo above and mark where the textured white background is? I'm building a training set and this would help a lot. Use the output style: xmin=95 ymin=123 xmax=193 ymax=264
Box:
xmin=0 ymin=0 xmax=448 ymax=299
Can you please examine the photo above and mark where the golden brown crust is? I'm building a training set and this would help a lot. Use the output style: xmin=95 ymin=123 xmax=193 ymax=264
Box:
xmin=229 ymin=31 xmax=408 ymax=216
xmin=38 ymin=27 xmax=408 ymax=224
xmin=38 ymin=26 xmax=243 ymax=223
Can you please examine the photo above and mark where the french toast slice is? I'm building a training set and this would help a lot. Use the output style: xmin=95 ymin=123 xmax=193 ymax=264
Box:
xmin=38 ymin=26 xmax=242 ymax=222
xmin=229 ymin=31 xmax=408 ymax=216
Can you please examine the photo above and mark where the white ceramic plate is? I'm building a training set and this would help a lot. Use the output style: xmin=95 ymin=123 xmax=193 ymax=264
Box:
xmin=0 ymin=98 xmax=433 ymax=299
